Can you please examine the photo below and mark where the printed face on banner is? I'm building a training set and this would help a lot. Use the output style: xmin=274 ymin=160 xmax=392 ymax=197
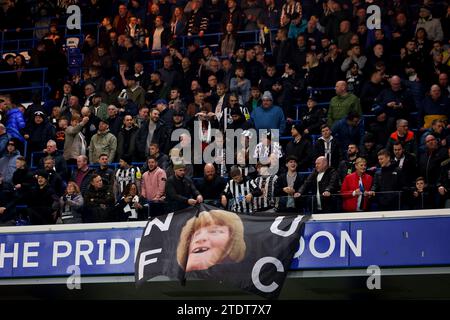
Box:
xmin=177 ymin=210 xmax=246 ymax=272
xmin=136 ymin=204 xmax=308 ymax=299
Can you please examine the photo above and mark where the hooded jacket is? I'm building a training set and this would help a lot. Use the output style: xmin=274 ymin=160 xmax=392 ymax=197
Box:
xmin=88 ymin=129 xmax=117 ymax=163
xmin=0 ymin=150 xmax=20 ymax=183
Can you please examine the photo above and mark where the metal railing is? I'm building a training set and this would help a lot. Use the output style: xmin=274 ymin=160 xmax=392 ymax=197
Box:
xmin=0 ymin=67 xmax=48 ymax=100
xmin=1 ymin=21 xmax=99 ymax=55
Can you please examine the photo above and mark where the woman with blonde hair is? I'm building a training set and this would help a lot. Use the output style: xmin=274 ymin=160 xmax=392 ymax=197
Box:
xmin=177 ymin=210 xmax=246 ymax=272
xmin=57 ymin=181 xmax=84 ymax=224
xmin=340 ymin=157 xmax=374 ymax=212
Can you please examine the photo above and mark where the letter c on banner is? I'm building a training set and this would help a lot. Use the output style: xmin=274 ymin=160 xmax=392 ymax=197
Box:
xmin=251 ymin=257 xmax=284 ymax=293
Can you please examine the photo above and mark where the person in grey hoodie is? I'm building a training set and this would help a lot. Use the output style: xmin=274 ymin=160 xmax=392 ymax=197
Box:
xmin=0 ymin=139 xmax=21 ymax=184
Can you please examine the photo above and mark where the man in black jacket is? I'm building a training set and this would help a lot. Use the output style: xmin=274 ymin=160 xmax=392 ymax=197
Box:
xmin=38 ymin=140 xmax=68 ymax=180
xmin=165 ymin=163 xmax=203 ymax=212
xmin=314 ymin=124 xmax=342 ymax=169
xmin=275 ymin=156 xmax=304 ymax=212
xmin=0 ymin=173 xmax=16 ymax=225
xmin=94 ymin=154 xmax=115 ymax=187
xmin=296 ymin=156 xmax=340 ymax=213
xmin=437 ymin=146 xmax=450 ymax=207
xmin=43 ymin=156 xmax=66 ymax=197
xmin=135 ymin=108 xmax=169 ymax=160
xmin=392 ymin=141 xmax=417 ymax=188
xmin=116 ymin=114 xmax=139 ymax=162
xmin=286 ymin=124 xmax=313 ymax=172
xmin=84 ymin=174 xmax=115 ymax=223
xmin=26 ymin=170 xmax=59 ymax=225
xmin=419 ymin=134 xmax=448 ymax=188
xmin=371 ymin=149 xmax=404 ymax=211
xmin=194 ymin=164 xmax=227 ymax=207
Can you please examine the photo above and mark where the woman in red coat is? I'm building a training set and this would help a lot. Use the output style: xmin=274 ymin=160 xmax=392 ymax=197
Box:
xmin=341 ymin=157 xmax=374 ymax=212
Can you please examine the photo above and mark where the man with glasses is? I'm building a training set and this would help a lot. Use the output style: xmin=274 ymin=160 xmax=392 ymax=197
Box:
xmin=419 ymin=119 xmax=446 ymax=154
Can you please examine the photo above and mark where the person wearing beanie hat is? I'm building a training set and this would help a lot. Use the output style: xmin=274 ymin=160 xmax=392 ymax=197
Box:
xmin=274 ymin=155 xmax=304 ymax=212
xmin=416 ymin=5 xmax=444 ymax=41
xmin=25 ymin=169 xmax=59 ymax=225
xmin=359 ymin=133 xmax=382 ymax=170
xmin=250 ymin=90 xmax=286 ymax=134
xmin=173 ymin=163 xmax=186 ymax=171
xmin=261 ymin=91 xmax=273 ymax=101
xmin=165 ymin=160 xmax=203 ymax=212
xmin=285 ymin=123 xmax=313 ymax=171
xmin=125 ymin=73 xmax=146 ymax=107
xmin=23 ymin=108 xmax=56 ymax=162
xmin=228 ymin=107 xmax=251 ymax=131
xmin=36 ymin=169 xmax=49 ymax=180
xmin=0 ymin=139 xmax=21 ymax=184
xmin=155 ymin=98 xmax=174 ymax=126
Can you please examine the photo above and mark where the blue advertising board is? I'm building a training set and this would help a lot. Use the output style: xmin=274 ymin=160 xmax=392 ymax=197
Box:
xmin=1 ymin=214 xmax=450 ymax=279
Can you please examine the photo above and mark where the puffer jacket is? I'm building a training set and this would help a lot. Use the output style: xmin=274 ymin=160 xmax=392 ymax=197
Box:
xmin=6 ymin=107 xmax=25 ymax=140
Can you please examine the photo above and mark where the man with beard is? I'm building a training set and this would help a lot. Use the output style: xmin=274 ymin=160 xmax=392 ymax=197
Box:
xmin=165 ymin=163 xmax=203 ymax=212
xmin=195 ymin=163 xmax=227 ymax=206
xmin=37 ymin=139 xmax=68 ymax=179
xmin=84 ymin=174 xmax=116 ymax=223
xmin=101 ymin=80 xmax=120 ymax=105
xmin=145 ymin=71 xmax=169 ymax=105
xmin=136 ymin=108 xmax=169 ymax=160
xmin=94 ymin=154 xmax=115 ymax=187
xmin=42 ymin=156 xmax=66 ymax=197
xmin=337 ymin=143 xmax=359 ymax=182
xmin=392 ymin=141 xmax=417 ymax=188
xmin=140 ymin=155 xmax=167 ymax=216
xmin=89 ymin=93 xmax=108 ymax=122
xmin=285 ymin=124 xmax=312 ymax=172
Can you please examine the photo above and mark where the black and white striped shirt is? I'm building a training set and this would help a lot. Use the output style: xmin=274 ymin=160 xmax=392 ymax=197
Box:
xmin=115 ymin=166 xmax=141 ymax=196
xmin=253 ymin=175 xmax=278 ymax=211
xmin=220 ymin=105 xmax=250 ymax=130
xmin=223 ymin=177 xmax=261 ymax=214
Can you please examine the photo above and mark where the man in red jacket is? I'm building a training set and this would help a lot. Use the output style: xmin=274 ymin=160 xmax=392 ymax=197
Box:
xmin=341 ymin=157 xmax=374 ymax=212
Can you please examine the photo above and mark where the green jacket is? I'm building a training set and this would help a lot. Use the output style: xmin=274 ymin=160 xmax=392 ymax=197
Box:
xmin=89 ymin=130 xmax=117 ymax=164
xmin=90 ymin=103 xmax=109 ymax=122
xmin=327 ymin=93 xmax=361 ymax=127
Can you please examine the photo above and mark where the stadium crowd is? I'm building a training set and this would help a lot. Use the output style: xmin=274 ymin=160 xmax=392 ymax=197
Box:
xmin=0 ymin=0 xmax=450 ymax=225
